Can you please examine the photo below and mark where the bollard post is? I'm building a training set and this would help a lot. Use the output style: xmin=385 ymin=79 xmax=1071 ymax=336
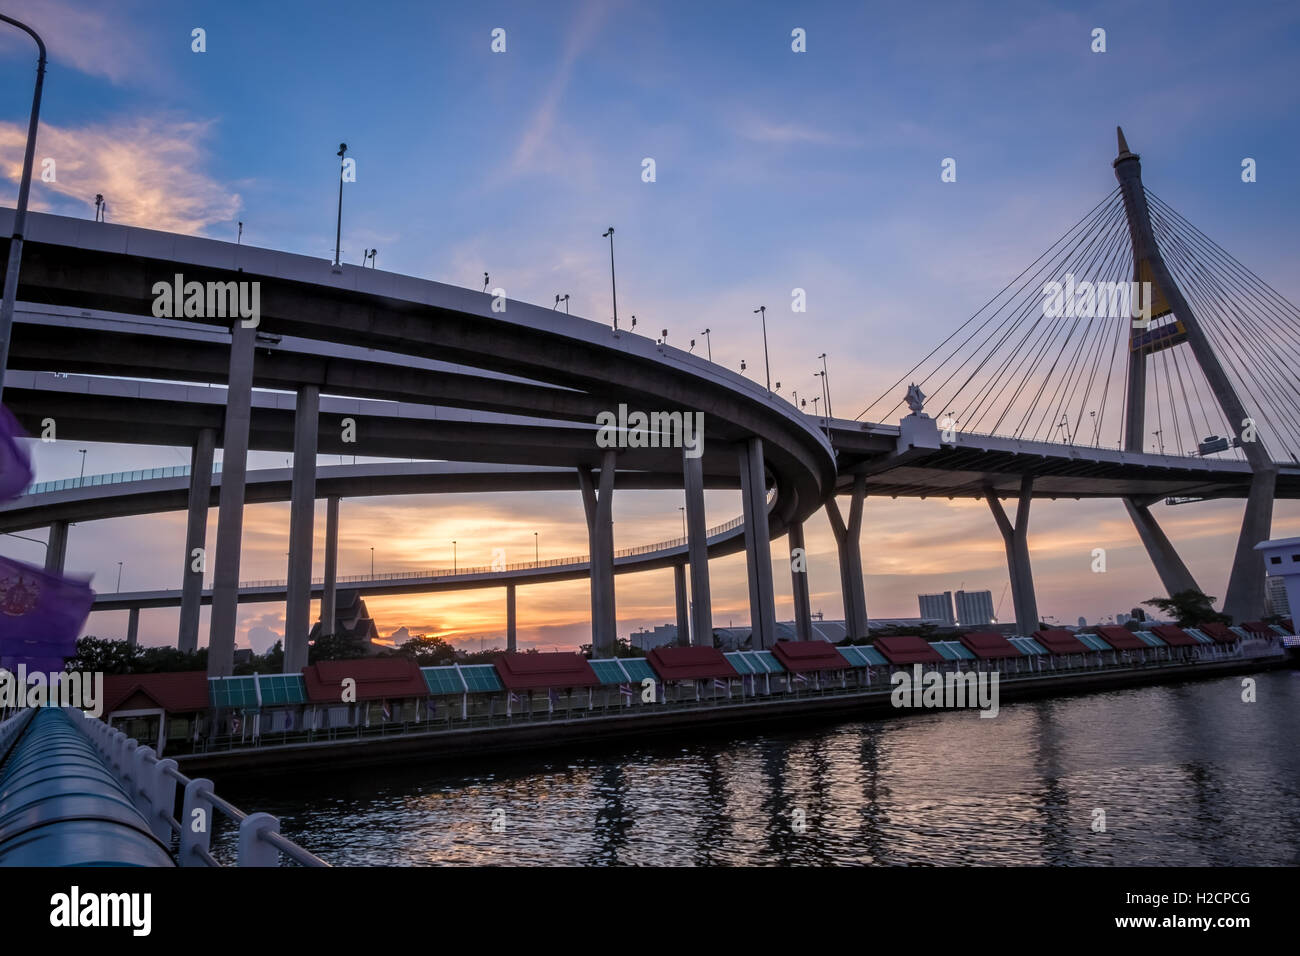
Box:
xmin=147 ymin=758 xmax=179 ymax=842
xmin=129 ymin=745 xmax=154 ymax=815
xmin=179 ymin=778 xmax=216 ymax=866
xmin=120 ymin=738 xmax=139 ymax=793
xmin=237 ymin=812 xmax=280 ymax=867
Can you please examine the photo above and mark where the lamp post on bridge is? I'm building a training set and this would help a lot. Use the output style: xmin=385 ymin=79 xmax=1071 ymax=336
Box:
xmin=333 ymin=143 xmax=348 ymax=270
xmin=0 ymin=14 xmax=47 ymax=404
xmin=818 ymin=353 xmax=833 ymax=419
xmin=754 ymin=306 xmax=770 ymax=392
xmin=602 ymin=227 xmax=618 ymax=331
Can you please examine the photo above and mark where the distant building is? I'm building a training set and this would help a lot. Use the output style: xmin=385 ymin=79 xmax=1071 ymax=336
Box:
xmin=1266 ymin=574 xmax=1290 ymax=616
xmin=918 ymin=592 xmax=956 ymax=626
xmin=630 ymin=624 xmax=678 ymax=652
xmin=309 ymin=589 xmax=384 ymax=655
xmin=954 ymin=590 xmax=995 ymax=626
xmin=1116 ymin=612 xmax=1130 ymax=625
xmin=1077 ymin=616 xmax=1087 ymax=628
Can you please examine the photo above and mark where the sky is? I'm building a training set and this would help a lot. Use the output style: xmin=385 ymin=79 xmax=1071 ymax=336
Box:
xmin=1 ymin=0 xmax=1298 ymax=653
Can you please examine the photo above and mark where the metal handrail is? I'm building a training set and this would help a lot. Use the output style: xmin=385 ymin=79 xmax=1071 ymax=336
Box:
xmin=65 ymin=709 xmax=327 ymax=867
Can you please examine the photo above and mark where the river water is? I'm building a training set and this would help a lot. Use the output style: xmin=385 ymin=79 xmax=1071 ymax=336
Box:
xmin=214 ymin=670 xmax=1300 ymax=865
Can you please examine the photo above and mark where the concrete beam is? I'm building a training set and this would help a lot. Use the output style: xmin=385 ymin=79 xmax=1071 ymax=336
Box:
xmin=283 ymin=384 xmax=319 ymax=673
xmin=208 ymin=321 xmax=256 ymax=677
xmin=826 ymin=475 xmax=867 ymax=639
xmin=788 ymin=516 xmax=813 ymax=642
xmin=321 ymin=495 xmax=339 ymax=637
xmin=987 ymin=474 xmax=1038 ymax=636
xmin=127 ymin=606 xmax=139 ymax=649
xmin=1124 ymin=498 xmax=1199 ymax=596
xmin=578 ymin=448 xmax=617 ymax=656
xmin=506 ymin=583 xmax=517 ymax=652
xmin=44 ymin=519 xmax=68 ymax=574
xmin=178 ymin=427 xmax=215 ymax=653
xmin=738 ymin=437 xmax=775 ymax=650
xmin=674 ymin=563 xmax=690 ymax=645
xmin=682 ymin=449 xmax=713 ymax=646
xmin=1223 ymin=468 xmax=1276 ymax=622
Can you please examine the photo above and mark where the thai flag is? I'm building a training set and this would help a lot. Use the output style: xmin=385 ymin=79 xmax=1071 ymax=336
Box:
xmin=0 ymin=555 xmax=94 ymax=671
xmin=713 ymin=678 xmax=728 ymax=691
xmin=427 ymin=698 xmax=437 ymax=716
xmin=231 ymin=715 xmax=241 ymax=735
xmin=284 ymin=709 xmax=294 ymax=731
xmin=618 ymin=683 xmax=633 ymax=698
xmin=381 ymin=700 xmax=392 ymax=721
xmin=0 ymin=404 xmax=33 ymax=500
xmin=548 ymin=688 xmax=558 ymax=706
xmin=509 ymin=691 xmax=520 ymax=704
xmin=793 ymin=672 xmax=808 ymax=684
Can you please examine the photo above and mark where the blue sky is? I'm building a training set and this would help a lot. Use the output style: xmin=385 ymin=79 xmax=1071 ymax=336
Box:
xmin=2 ymin=0 xmax=1298 ymax=650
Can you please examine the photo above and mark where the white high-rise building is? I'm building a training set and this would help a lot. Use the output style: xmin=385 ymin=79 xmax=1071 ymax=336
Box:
xmin=955 ymin=589 xmax=995 ymax=627
xmin=918 ymin=591 xmax=956 ymax=626
xmin=1266 ymin=574 xmax=1290 ymax=617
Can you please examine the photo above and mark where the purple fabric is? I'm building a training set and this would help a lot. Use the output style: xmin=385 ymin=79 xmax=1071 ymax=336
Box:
xmin=0 ymin=404 xmax=33 ymax=501
xmin=0 ymin=555 xmax=94 ymax=669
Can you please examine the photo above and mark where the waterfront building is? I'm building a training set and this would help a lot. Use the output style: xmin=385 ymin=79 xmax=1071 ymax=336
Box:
xmin=955 ymin=590 xmax=996 ymax=626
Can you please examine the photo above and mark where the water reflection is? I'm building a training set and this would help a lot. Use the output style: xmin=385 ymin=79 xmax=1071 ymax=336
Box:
xmin=212 ymin=671 xmax=1300 ymax=866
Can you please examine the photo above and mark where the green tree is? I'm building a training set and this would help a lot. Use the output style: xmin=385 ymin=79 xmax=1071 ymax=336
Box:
xmin=309 ymin=630 xmax=369 ymax=662
xmin=1143 ymin=589 xmax=1231 ymax=627
xmin=64 ymin=636 xmax=142 ymax=674
xmin=396 ymin=634 xmax=458 ymax=666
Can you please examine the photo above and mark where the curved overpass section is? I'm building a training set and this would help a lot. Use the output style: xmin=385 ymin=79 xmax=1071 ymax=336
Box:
xmin=1 ymin=210 xmax=836 ymax=669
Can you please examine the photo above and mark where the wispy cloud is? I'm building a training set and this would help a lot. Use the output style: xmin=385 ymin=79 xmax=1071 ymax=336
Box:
xmin=0 ymin=116 xmax=241 ymax=233
xmin=0 ymin=0 xmax=162 ymax=85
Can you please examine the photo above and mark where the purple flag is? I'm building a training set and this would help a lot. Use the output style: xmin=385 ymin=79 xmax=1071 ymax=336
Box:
xmin=0 ymin=404 xmax=33 ymax=501
xmin=0 ymin=555 xmax=94 ymax=671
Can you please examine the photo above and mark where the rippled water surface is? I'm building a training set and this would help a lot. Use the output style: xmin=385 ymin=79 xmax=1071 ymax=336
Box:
xmin=214 ymin=671 xmax=1300 ymax=865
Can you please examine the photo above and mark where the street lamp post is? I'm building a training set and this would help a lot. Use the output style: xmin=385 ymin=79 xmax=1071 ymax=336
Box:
xmin=602 ymin=227 xmax=618 ymax=331
xmin=0 ymin=14 xmax=48 ymax=403
xmin=818 ymin=353 xmax=833 ymax=419
xmin=370 ymin=546 xmax=374 ymax=577
xmin=78 ymin=449 xmax=87 ymax=480
xmin=700 ymin=328 xmax=712 ymax=361
xmin=754 ymin=306 xmax=770 ymax=392
xmin=116 ymin=561 xmax=123 ymax=592
xmin=679 ymin=506 xmax=686 ymax=539
xmin=333 ymin=143 xmax=348 ymax=269
xmin=452 ymin=540 xmax=457 ymax=574
xmin=534 ymin=531 xmax=538 ymax=564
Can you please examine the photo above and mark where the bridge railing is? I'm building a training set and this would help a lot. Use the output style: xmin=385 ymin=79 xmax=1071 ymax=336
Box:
xmin=23 ymin=462 xmax=223 ymax=497
xmin=66 ymin=708 xmax=327 ymax=868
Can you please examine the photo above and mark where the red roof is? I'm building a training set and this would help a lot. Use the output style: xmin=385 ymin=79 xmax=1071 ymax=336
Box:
xmin=1151 ymin=624 xmax=1198 ymax=647
xmin=1241 ymin=621 xmax=1275 ymax=635
xmin=646 ymin=646 xmax=737 ymax=681
xmin=302 ymin=657 xmax=427 ymax=703
xmin=102 ymin=671 xmax=209 ymax=716
xmin=872 ymin=635 xmax=943 ymax=664
xmin=1198 ymin=622 xmax=1239 ymax=644
xmin=1094 ymin=625 xmax=1147 ymax=651
xmin=1032 ymin=629 xmax=1090 ymax=655
xmin=958 ymin=631 xmax=1021 ymax=659
xmin=494 ymin=652 xmax=598 ymax=691
xmin=770 ymin=640 xmax=847 ymax=673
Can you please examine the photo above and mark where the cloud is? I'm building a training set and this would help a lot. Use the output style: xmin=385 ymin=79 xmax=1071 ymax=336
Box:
xmin=731 ymin=114 xmax=845 ymax=147
xmin=0 ymin=0 xmax=161 ymax=85
xmin=0 ymin=115 xmax=241 ymax=234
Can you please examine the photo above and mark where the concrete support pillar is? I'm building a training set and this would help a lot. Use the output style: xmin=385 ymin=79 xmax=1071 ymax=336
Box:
xmin=506 ymin=584 xmax=517 ymax=653
xmin=321 ymin=496 xmax=339 ymax=637
xmin=44 ymin=519 xmax=68 ymax=574
xmin=987 ymin=475 xmax=1039 ymax=637
xmin=127 ymin=607 xmax=140 ymax=649
xmin=737 ymin=437 xmax=775 ymax=650
xmin=283 ymin=384 xmax=319 ymax=674
xmin=673 ymin=563 xmax=690 ymax=645
xmin=208 ymin=320 xmax=256 ymax=677
xmin=1223 ymin=468 xmax=1277 ymax=623
xmin=788 ymin=517 xmax=813 ymax=642
xmin=682 ymin=449 xmax=713 ymax=646
xmin=178 ymin=427 xmax=215 ymax=653
xmin=826 ymin=474 xmax=867 ymax=639
xmin=1124 ymin=498 xmax=1199 ymax=596
xmin=578 ymin=449 xmax=617 ymax=657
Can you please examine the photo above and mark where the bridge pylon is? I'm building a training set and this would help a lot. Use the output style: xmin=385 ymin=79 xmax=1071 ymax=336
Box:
xmin=1113 ymin=128 xmax=1276 ymax=621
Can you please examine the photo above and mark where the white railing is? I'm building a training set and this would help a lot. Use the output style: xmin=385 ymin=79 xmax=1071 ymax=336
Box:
xmin=66 ymin=708 xmax=327 ymax=868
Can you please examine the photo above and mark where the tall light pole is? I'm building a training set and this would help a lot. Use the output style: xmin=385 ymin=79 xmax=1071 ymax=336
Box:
xmin=602 ymin=227 xmax=618 ymax=331
xmin=754 ymin=307 xmax=770 ymax=392
xmin=78 ymin=448 xmax=87 ymax=479
xmin=818 ymin=353 xmax=833 ymax=419
xmin=678 ymin=506 xmax=686 ymax=539
xmin=0 ymin=14 xmax=47 ymax=403
xmin=370 ymin=546 xmax=374 ymax=577
xmin=333 ymin=143 xmax=348 ymax=269
xmin=534 ymin=531 xmax=538 ymax=564
xmin=700 ymin=328 xmax=712 ymax=361
xmin=116 ymin=561 xmax=123 ymax=592
xmin=452 ymin=539 xmax=457 ymax=573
